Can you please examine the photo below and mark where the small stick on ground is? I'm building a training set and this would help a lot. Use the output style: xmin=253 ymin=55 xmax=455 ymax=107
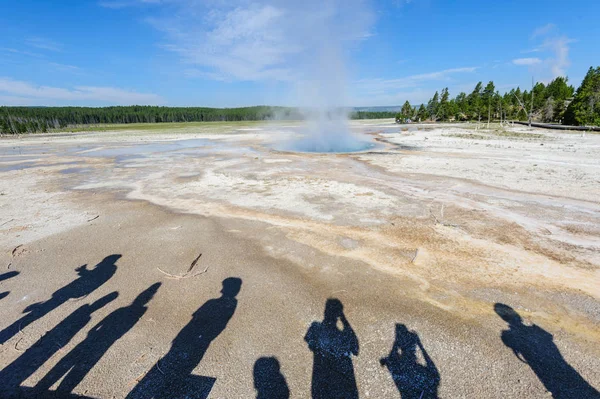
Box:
xmin=157 ymin=252 xmax=208 ymax=279
xmin=187 ymin=253 xmax=202 ymax=274
xmin=86 ymin=215 xmax=99 ymax=222
xmin=1 ymin=218 xmax=14 ymax=227
xmin=128 ymin=352 xmax=151 ymax=385
xmin=429 ymin=209 xmax=441 ymax=225
xmin=156 ymin=358 xmax=165 ymax=375
xmin=411 ymin=249 xmax=420 ymax=264
xmin=157 ymin=264 xmax=210 ymax=280
xmin=156 ymin=267 xmax=185 ymax=279
xmin=130 ymin=370 xmax=147 ymax=386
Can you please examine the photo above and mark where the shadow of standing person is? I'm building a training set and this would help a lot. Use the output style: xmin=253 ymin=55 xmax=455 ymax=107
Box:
xmin=380 ymin=324 xmax=440 ymax=399
xmin=0 ymin=255 xmax=120 ymax=344
xmin=305 ymin=298 xmax=359 ymax=399
xmin=495 ymin=303 xmax=600 ymax=399
xmin=0 ymin=271 xmax=20 ymax=301
xmin=34 ymin=283 xmax=161 ymax=395
xmin=0 ymin=270 xmax=19 ymax=282
xmin=0 ymin=292 xmax=118 ymax=397
xmin=126 ymin=277 xmax=242 ymax=399
xmin=254 ymin=357 xmax=290 ymax=399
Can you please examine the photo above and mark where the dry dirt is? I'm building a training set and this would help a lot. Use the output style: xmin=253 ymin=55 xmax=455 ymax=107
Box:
xmin=0 ymin=121 xmax=599 ymax=398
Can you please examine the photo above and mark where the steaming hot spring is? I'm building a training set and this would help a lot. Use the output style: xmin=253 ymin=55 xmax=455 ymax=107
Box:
xmin=274 ymin=109 xmax=380 ymax=153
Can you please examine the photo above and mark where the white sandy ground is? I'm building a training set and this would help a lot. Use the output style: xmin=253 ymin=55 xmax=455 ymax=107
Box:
xmin=0 ymin=120 xmax=599 ymax=398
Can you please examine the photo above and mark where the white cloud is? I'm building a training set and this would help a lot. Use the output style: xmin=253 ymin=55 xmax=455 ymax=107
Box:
xmin=0 ymin=47 xmax=43 ymax=58
xmin=48 ymin=63 xmax=82 ymax=73
xmin=352 ymin=88 xmax=431 ymax=107
xmin=0 ymin=77 xmax=163 ymax=105
xmin=520 ymin=48 xmax=541 ymax=54
xmin=98 ymin=0 xmax=162 ymax=9
xmin=542 ymin=36 xmax=573 ymax=77
xmin=135 ymin=0 xmax=374 ymax=82
xmin=512 ymin=58 xmax=542 ymax=66
xmin=350 ymin=67 xmax=478 ymax=106
xmin=355 ymin=67 xmax=478 ymax=92
xmin=531 ymin=23 xmax=556 ymax=39
xmin=25 ymin=37 xmax=62 ymax=52
xmin=514 ymin=25 xmax=573 ymax=80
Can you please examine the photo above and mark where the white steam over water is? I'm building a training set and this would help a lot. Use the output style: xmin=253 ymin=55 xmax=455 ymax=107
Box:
xmin=144 ymin=0 xmax=375 ymax=152
xmin=289 ymin=29 xmax=374 ymax=152
xmin=283 ymin=1 xmax=375 ymax=152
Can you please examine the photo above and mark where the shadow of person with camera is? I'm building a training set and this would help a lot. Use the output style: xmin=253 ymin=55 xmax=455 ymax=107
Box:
xmin=305 ymin=298 xmax=359 ymax=399
xmin=380 ymin=323 xmax=440 ymax=399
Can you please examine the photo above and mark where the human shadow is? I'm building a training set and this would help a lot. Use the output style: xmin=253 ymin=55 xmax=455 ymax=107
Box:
xmin=495 ymin=303 xmax=600 ymax=398
xmin=0 ymin=292 xmax=118 ymax=397
xmin=0 ymin=255 xmax=119 ymax=344
xmin=34 ymin=283 xmax=161 ymax=394
xmin=0 ymin=270 xmax=19 ymax=282
xmin=254 ymin=357 xmax=290 ymax=399
xmin=305 ymin=298 xmax=359 ymax=399
xmin=14 ymin=387 xmax=101 ymax=398
xmin=126 ymin=277 xmax=242 ymax=399
xmin=0 ymin=271 xmax=19 ymax=301
xmin=380 ymin=324 xmax=440 ymax=399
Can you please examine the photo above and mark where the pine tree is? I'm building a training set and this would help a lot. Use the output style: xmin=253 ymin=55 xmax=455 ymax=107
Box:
xmin=543 ymin=77 xmax=573 ymax=122
xmin=401 ymin=101 xmax=413 ymax=120
xmin=482 ymin=81 xmax=495 ymax=127
xmin=468 ymin=82 xmax=483 ymax=121
xmin=565 ymin=67 xmax=600 ymax=126
xmin=427 ymin=92 xmax=440 ymax=121
xmin=417 ymin=104 xmax=428 ymax=121
xmin=438 ymin=88 xmax=450 ymax=120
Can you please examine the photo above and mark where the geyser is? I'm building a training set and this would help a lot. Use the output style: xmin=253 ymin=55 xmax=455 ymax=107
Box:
xmin=279 ymin=0 xmax=374 ymax=153
xmin=282 ymin=108 xmax=376 ymax=153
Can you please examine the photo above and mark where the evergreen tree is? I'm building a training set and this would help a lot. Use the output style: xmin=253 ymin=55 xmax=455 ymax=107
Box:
xmin=532 ymin=82 xmax=547 ymax=112
xmin=468 ymin=82 xmax=483 ymax=120
xmin=427 ymin=91 xmax=440 ymax=121
xmin=438 ymin=88 xmax=450 ymax=120
xmin=565 ymin=67 xmax=600 ymax=126
xmin=455 ymin=92 xmax=468 ymax=120
xmin=416 ymin=104 xmax=428 ymax=121
xmin=545 ymin=77 xmax=574 ymax=122
xmin=396 ymin=101 xmax=414 ymax=122
xmin=482 ymin=81 xmax=495 ymax=125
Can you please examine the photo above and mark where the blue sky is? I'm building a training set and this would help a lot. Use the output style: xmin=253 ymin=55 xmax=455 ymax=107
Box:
xmin=1 ymin=0 xmax=599 ymax=107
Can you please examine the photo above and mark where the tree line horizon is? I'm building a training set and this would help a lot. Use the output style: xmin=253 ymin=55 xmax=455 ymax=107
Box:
xmin=395 ymin=66 xmax=600 ymax=127
xmin=1 ymin=66 xmax=599 ymax=134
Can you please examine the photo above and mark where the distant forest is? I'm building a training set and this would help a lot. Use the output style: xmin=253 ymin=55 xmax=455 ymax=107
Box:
xmin=2 ymin=66 xmax=599 ymax=134
xmin=0 ymin=105 xmax=394 ymax=134
xmin=395 ymin=66 xmax=600 ymax=127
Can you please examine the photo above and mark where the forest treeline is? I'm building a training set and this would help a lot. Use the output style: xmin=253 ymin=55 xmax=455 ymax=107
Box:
xmin=2 ymin=66 xmax=598 ymax=134
xmin=395 ymin=66 xmax=600 ymax=127
xmin=0 ymin=105 xmax=393 ymax=134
